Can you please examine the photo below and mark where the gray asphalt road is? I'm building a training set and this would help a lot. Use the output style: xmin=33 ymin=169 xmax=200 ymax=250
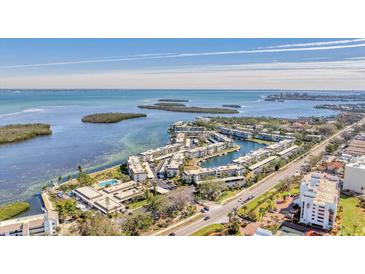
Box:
xmin=173 ymin=119 xmax=364 ymax=236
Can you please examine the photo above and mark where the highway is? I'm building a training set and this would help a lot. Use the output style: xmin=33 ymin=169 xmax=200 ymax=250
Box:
xmin=173 ymin=118 xmax=364 ymax=236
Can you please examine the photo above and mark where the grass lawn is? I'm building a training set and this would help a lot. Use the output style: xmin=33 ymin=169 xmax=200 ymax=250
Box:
xmin=337 ymin=195 xmax=365 ymax=236
xmin=128 ymin=199 xmax=149 ymax=210
xmin=191 ymin=223 xmax=225 ymax=236
xmin=246 ymin=138 xmax=274 ymax=145
xmin=218 ymin=190 xmax=241 ymax=203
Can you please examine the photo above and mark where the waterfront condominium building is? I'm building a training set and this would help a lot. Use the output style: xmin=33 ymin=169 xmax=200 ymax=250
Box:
xmin=297 ymin=173 xmax=339 ymax=230
xmin=0 ymin=211 xmax=59 ymax=236
xmin=343 ymin=156 xmax=365 ymax=194
xmin=127 ymin=156 xmax=147 ymax=182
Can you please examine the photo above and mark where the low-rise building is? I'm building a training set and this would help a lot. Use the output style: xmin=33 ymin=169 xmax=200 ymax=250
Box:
xmin=166 ymin=152 xmax=185 ymax=178
xmin=183 ymin=164 xmax=244 ymax=183
xmin=343 ymin=157 xmax=365 ymax=194
xmin=185 ymin=141 xmax=232 ymax=159
xmin=255 ymin=132 xmax=295 ymax=142
xmin=73 ymin=181 xmax=143 ymax=214
xmin=218 ymin=126 xmax=253 ymax=139
xmin=140 ymin=143 xmax=183 ymax=161
xmin=277 ymin=145 xmax=299 ymax=159
xmin=170 ymin=121 xmax=206 ymax=136
xmin=344 ymin=139 xmax=365 ymax=156
xmin=127 ymin=156 xmax=147 ymax=182
xmin=297 ymin=173 xmax=339 ymax=230
xmin=232 ymin=148 xmax=272 ymax=166
xmin=248 ymin=156 xmax=278 ymax=174
xmin=267 ymin=139 xmax=295 ymax=153
xmin=0 ymin=211 xmax=59 ymax=236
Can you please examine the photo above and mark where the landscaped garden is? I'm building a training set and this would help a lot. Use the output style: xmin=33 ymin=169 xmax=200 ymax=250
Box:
xmin=337 ymin=195 xmax=365 ymax=236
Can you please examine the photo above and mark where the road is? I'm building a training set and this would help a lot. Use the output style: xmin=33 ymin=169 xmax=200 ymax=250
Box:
xmin=173 ymin=118 xmax=364 ymax=235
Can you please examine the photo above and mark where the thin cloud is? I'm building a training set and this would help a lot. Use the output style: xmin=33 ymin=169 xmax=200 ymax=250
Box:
xmin=2 ymin=42 xmax=365 ymax=70
xmin=261 ymin=38 xmax=365 ymax=49
xmin=2 ymin=59 xmax=364 ymax=90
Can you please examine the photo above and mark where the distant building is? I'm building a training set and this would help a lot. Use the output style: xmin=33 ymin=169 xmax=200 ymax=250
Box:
xmin=297 ymin=173 xmax=339 ymax=230
xmin=0 ymin=211 xmax=59 ymax=236
xmin=343 ymin=157 xmax=365 ymax=194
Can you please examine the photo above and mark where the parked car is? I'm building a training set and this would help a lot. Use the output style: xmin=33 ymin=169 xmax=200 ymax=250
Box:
xmin=204 ymin=216 xmax=210 ymax=221
xmin=168 ymin=232 xmax=176 ymax=236
xmin=200 ymin=209 xmax=206 ymax=213
xmin=204 ymin=206 xmax=210 ymax=211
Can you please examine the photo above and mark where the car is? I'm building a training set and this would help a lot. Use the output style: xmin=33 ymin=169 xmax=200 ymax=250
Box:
xmin=204 ymin=216 xmax=210 ymax=221
xmin=204 ymin=206 xmax=210 ymax=211
xmin=200 ymin=209 xmax=206 ymax=213
xmin=168 ymin=232 xmax=176 ymax=236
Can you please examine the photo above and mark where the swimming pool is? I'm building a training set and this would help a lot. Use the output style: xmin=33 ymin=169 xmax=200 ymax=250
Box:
xmin=98 ymin=179 xmax=119 ymax=187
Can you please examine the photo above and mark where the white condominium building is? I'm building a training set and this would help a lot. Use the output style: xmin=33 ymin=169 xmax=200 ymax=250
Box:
xmin=218 ymin=127 xmax=253 ymax=139
xmin=297 ymin=173 xmax=339 ymax=230
xmin=166 ymin=152 xmax=185 ymax=178
xmin=140 ymin=143 xmax=183 ymax=161
xmin=186 ymin=141 xmax=233 ymax=159
xmin=0 ymin=211 xmax=59 ymax=236
xmin=127 ymin=156 xmax=147 ymax=182
xmin=343 ymin=156 xmax=365 ymax=194
xmin=183 ymin=164 xmax=244 ymax=183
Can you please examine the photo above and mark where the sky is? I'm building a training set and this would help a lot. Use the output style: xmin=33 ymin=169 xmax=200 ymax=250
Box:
xmin=0 ymin=38 xmax=365 ymax=90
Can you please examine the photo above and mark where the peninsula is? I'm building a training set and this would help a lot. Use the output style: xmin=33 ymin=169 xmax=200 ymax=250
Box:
xmin=265 ymin=92 xmax=365 ymax=102
xmin=0 ymin=123 xmax=52 ymax=145
xmin=81 ymin=113 xmax=147 ymax=123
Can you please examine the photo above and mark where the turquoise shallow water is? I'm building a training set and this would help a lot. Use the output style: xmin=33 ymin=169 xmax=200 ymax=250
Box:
xmin=0 ymin=89 xmax=341 ymax=208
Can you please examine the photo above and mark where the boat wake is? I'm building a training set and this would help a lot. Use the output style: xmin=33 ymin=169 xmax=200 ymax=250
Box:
xmin=0 ymin=108 xmax=45 ymax=118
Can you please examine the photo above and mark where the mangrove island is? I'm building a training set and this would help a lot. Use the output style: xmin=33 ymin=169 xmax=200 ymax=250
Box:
xmin=81 ymin=112 xmax=147 ymax=123
xmin=0 ymin=123 xmax=52 ymax=145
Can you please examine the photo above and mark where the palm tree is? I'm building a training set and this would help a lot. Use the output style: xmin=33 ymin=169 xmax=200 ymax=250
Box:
xmin=77 ymin=165 xmax=83 ymax=174
xmin=152 ymin=180 xmax=157 ymax=196
xmin=228 ymin=212 xmax=233 ymax=223
xmin=259 ymin=208 xmax=266 ymax=222
xmin=58 ymin=176 xmax=62 ymax=184
xmin=353 ymin=224 xmax=358 ymax=235
xmin=241 ymin=205 xmax=247 ymax=216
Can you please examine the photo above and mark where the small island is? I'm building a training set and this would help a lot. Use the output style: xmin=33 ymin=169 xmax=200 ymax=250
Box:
xmin=138 ymin=104 xmax=239 ymax=114
xmin=0 ymin=202 xmax=30 ymax=221
xmin=222 ymin=104 xmax=241 ymax=108
xmin=0 ymin=123 xmax=52 ymax=145
xmin=158 ymin=99 xmax=189 ymax=102
xmin=81 ymin=112 xmax=147 ymax=123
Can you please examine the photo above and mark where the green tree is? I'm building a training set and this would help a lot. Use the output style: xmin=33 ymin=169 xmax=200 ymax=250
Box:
xmin=78 ymin=212 xmax=121 ymax=236
xmin=195 ymin=180 xmax=225 ymax=201
xmin=122 ymin=212 xmax=153 ymax=236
